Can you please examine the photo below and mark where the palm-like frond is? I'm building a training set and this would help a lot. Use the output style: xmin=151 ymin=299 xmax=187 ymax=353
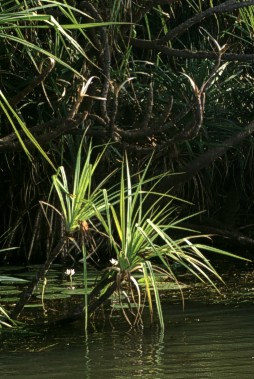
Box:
xmin=51 ymin=139 xmax=114 ymax=234
xmin=93 ymin=154 xmax=244 ymax=329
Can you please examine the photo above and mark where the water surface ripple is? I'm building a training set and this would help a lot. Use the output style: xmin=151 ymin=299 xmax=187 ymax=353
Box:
xmin=1 ymin=302 xmax=254 ymax=379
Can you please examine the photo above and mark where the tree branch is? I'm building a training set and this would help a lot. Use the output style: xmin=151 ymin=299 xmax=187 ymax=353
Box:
xmin=0 ymin=114 xmax=87 ymax=153
xmin=160 ymin=0 xmax=254 ymax=43
xmin=129 ymin=0 xmax=254 ymax=49
xmin=166 ymin=119 xmax=254 ymax=188
xmin=151 ymin=46 xmax=254 ymax=63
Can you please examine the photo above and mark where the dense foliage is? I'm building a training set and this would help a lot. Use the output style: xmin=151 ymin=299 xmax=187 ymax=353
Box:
xmin=1 ymin=0 xmax=254 ymax=327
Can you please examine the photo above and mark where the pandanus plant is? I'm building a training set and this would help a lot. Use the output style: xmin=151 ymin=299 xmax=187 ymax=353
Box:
xmin=92 ymin=155 xmax=240 ymax=330
xmin=11 ymin=140 xmax=244 ymax=328
xmin=37 ymin=145 xmax=244 ymax=330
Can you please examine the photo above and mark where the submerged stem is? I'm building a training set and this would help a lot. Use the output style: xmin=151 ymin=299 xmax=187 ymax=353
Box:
xmin=11 ymin=238 xmax=67 ymax=320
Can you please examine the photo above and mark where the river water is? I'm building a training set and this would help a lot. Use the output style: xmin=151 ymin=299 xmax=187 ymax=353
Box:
xmin=1 ymin=301 xmax=254 ymax=379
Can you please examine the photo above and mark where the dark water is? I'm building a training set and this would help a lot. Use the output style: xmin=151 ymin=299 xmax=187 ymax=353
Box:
xmin=1 ymin=302 xmax=254 ymax=379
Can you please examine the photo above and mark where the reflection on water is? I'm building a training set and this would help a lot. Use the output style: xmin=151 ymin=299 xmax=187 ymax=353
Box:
xmin=1 ymin=302 xmax=254 ymax=379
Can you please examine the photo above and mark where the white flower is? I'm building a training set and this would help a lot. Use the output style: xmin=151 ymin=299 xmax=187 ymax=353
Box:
xmin=65 ymin=269 xmax=75 ymax=276
xmin=110 ymin=258 xmax=118 ymax=266
xmin=65 ymin=269 xmax=75 ymax=290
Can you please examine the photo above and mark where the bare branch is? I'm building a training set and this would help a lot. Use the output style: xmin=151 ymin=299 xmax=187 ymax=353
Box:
xmin=167 ymin=119 xmax=254 ymax=188
xmin=128 ymin=44 xmax=254 ymax=63
xmin=109 ymin=83 xmax=120 ymax=140
xmin=160 ymin=0 xmax=254 ymax=43
xmin=129 ymin=0 xmax=254 ymax=48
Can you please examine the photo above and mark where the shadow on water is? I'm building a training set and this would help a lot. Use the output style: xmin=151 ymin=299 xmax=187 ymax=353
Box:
xmin=1 ymin=301 xmax=254 ymax=379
